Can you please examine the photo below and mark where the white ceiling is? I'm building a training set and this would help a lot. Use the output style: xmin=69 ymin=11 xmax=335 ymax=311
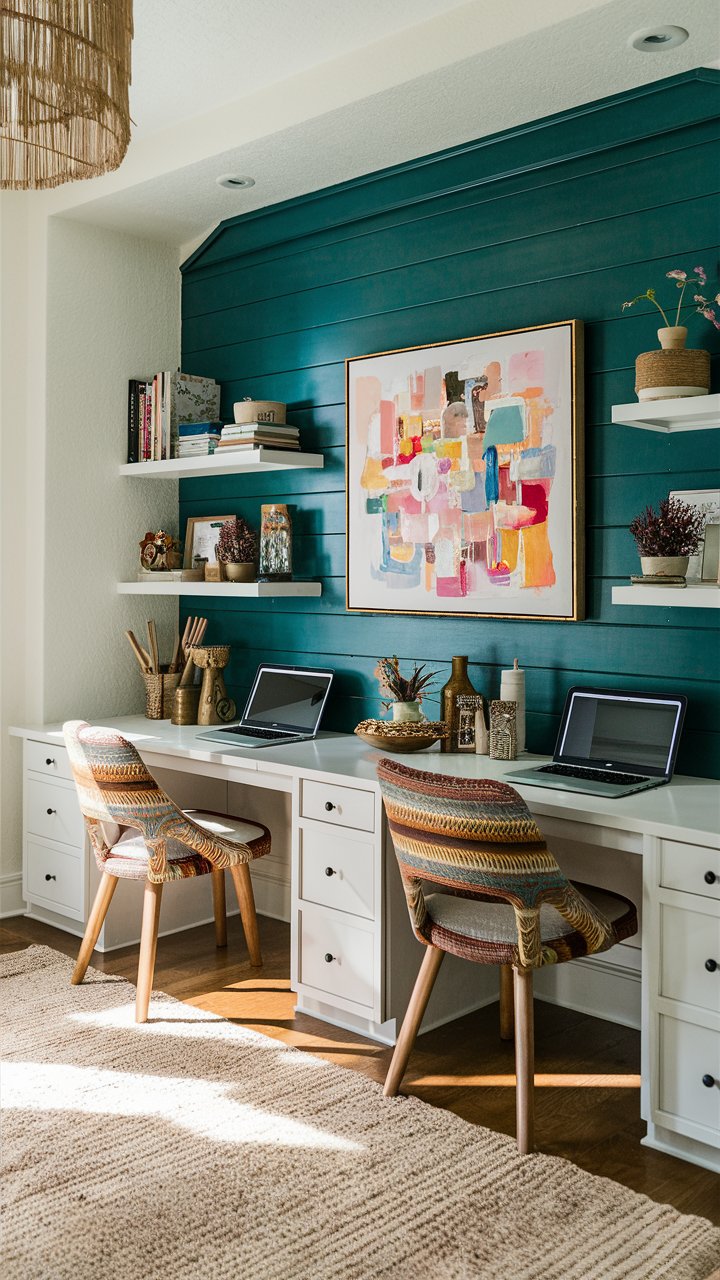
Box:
xmin=44 ymin=0 xmax=720 ymax=252
xmin=130 ymin=0 xmax=468 ymax=135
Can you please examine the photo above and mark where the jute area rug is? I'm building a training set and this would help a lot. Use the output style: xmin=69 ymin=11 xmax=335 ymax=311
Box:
xmin=1 ymin=946 xmax=718 ymax=1280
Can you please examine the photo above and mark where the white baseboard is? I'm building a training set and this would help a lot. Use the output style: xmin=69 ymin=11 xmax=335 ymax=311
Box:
xmin=534 ymin=947 xmax=641 ymax=1031
xmin=250 ymin=870 xmax=290 ymax=923
xmin=0 ymin=874 xmax=25 ymax=919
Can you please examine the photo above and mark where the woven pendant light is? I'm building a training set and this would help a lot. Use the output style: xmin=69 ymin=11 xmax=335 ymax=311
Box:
xmin=0 ymin=0 xmax=133 ymax=190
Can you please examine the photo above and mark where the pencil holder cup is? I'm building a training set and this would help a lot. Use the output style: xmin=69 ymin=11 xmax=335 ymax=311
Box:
xmin=171 ymin=685 xmax=201 ymax=726
xmin=143 ymin=670 xmax=181 ymax=720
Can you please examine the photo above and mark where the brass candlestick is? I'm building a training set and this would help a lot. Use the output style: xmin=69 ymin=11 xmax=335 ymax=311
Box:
xmin=191 ymin=646 xmax=236 ymax=725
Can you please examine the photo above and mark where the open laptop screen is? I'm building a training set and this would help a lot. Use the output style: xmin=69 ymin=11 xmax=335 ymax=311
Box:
xmin=243 ymin=666 xmax=333 ymax=733
xmin=556 ymin=689 xmax=686 ymax=777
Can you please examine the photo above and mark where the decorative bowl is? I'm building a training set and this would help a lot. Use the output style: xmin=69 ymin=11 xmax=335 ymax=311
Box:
xmin=354 ymin=719 xmax=448 ymax=753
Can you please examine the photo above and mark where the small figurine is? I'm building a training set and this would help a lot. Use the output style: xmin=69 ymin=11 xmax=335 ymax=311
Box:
xmin=139 ymin=530 xmax=176 ymax=572
xmin=489 ymin=700 xmax=517 ymax=761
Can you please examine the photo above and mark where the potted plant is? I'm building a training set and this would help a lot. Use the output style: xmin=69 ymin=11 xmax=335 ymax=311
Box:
xmin=216 ymin=516 xmax=257 ymax=582
xmin=621 ymin=265 xmax=718 ymax=401
xmin=629 ymin=496 xmax=705 ymax=579
xmin=374 ymin=655 xmax=438 ymax=722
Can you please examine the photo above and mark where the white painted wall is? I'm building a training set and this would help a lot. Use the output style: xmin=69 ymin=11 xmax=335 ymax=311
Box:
xmin=0 ymin=194 xmax=32 ymax=915
xmin=43 ymin=219 xmax=180 ymax=722
xmin=0 ymin=207 xmax=181 ymax=915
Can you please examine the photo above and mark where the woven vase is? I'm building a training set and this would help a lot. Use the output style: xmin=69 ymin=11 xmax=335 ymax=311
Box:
xmin=635 ymin=327 xmax=710 ymax=402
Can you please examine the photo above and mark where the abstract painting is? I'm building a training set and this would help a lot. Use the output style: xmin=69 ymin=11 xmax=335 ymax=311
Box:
xmin=346 ymin=321 xmax=583 ymax=620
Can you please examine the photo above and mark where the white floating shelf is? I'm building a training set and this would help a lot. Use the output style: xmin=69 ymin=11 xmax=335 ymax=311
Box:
xmin=612 ymin=583 xmax=720 ymax=609
xmin=117 ymin=581 xmax=322 ymax=598
xmin=119 ymin=447 xmax=324 ymax=478
xmin=611 ymin=394 xmax=720 ymax=433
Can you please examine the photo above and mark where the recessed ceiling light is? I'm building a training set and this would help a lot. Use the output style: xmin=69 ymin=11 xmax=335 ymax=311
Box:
xmin=216 ymin=174 xmax=255 ymax=190
xmin=629 ymin=25 xmax=689 ymax=53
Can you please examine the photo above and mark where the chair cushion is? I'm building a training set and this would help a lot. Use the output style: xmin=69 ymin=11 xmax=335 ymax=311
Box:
xmin=424 ymin=882 xmax=637 ymax=966
xmin=103 ymin=810 xmax=269 ymax=881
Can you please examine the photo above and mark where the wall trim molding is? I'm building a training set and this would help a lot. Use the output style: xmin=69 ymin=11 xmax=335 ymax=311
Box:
xmin=183 ymin=69 xmax=720 ymax=274
xmin=0 ymin=873 xmax=25 ymax=920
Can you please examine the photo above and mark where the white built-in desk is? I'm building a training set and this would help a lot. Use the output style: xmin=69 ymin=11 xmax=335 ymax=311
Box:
xmin=10 ymin=718 xmax=720 ymax=1172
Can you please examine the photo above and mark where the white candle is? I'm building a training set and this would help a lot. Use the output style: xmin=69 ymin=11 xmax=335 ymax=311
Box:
xmin=499 ymin=657 xmax=526 ymax=753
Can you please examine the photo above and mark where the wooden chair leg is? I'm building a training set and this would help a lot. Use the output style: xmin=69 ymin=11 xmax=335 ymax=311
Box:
xmin=499 ymin=963 xmax=515 ymax=1041
xmin=229 ymin=863 xmax=262 ymax=966
xmin=71 ymin=871 xmax=118 ymax=985
xmin=513 ymin=966 xmax=535 ymax=1154
xmin=135 ymin=880 xmax=163 ymax=1024
xmin=384 ymin=945 xmax=445 ymax=1098
xmin=211 ymin=869 xmax=227 ymax=948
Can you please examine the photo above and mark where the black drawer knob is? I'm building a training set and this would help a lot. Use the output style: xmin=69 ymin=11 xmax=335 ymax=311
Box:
xmin=705 ymin=958 xmax=718 ymax=973
xmin=324 ymin=952 xmax=335 ymax=963
xmin=702 ymin=1074 xmax=716 ymax=1088
xmin=324 ymin=866 xmax=336 ymax=877
xmin=324 ymin=801 xmax=336 ymax=812
xmin=45 ymin=758 xmax=55 ymax=766
xmin=46 ymin=808 xmax=56 ymax=816
xmin=705 ymin=871 xmax=717 ymax=885
xmin=44 ymin=873 xmax=56 ymax=882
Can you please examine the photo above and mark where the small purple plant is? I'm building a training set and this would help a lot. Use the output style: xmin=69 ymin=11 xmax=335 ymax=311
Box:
xmin=629 ymin=497 xmax=705 ymax=558
xmin=622 ymin=265 xmax=720 ymax=330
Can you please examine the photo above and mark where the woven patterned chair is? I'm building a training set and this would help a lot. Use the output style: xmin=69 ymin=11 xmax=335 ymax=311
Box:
xmin=63 ymin=721 xmax=271 ymax=1023
xmin=377 ymin=758 xmax=638 ymax=1153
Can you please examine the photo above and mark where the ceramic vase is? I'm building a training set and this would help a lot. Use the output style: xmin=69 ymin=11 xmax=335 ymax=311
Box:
xmin=657 ymin=326 xmax=688 ymax=351
xmin=223 ymin=561 xmax=256 ymax=583
xmin=640 ymin=555 xmax=689 ymax=578
xmin=391 ymin=700 xmax=422 ymax=723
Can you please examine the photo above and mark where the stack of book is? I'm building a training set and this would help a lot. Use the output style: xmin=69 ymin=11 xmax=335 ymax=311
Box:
xmin=127 ymin=372 xmax=221 ymax=462
xmin=217 ymin=422 xmax=300 ymax=452
xmin=630 ymin=574 xmax=687 ymax=589
xmin=177 ymin=422 xmax=222 ymax=457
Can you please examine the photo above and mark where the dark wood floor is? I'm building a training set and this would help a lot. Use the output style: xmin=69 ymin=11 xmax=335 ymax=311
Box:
xmin=3 ymin=912 xmax=718 ymax=1225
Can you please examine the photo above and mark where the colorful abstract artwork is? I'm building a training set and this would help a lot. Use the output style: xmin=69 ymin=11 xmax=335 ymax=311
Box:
xmin=346 ymin=321 xmax=583 ymax=620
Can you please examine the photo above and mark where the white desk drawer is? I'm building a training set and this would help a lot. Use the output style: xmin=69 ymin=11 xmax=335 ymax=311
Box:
xmin=660 ymin=839 xmax=720 ymax=900
xmin=301 ymin=780 xmax=375 ymax=833
xmin=25 ymin=739 xmax=74 ymax=782
xmin=299 ymin=826 xmax=374 ymax=920
xmin=26 ymin=836 xmax=84 ymax=918
xmin=658 ymin=1015 xmax=720 ymax=1134
xmin=660 ymin=903 xmax=720 ymax=1013
xmin=26 ymin=777 xmax=85 ymax=848
xmin=298 ymin=903 xmax=375 ymax=1009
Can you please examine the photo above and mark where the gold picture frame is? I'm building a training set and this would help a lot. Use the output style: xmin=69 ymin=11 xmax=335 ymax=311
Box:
xmin=183 ymin=515 xmax=234 ymax=570
xmin=345 ymin=319 xmax=584 ymax=621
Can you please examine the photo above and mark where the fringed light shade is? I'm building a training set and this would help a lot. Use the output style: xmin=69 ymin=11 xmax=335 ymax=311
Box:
xmin=0 ymin=0 xmax=133 ymax=190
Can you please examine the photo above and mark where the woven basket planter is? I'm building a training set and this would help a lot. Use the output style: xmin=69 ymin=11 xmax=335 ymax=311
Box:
xmin=143 ymin=671 xmax=181 ymax=720
xmin=635 ymin=348 xmax=710 ymax=401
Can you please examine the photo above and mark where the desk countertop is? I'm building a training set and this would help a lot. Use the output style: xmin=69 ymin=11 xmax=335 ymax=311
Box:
xmin=11 ymin=717 xmax=720 ymax=848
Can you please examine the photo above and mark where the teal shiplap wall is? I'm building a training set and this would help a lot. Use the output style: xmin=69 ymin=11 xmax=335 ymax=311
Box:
xmin=179 ymin=70 xmax=720 ymax=777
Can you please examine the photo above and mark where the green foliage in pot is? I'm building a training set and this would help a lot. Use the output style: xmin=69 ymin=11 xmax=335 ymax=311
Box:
xmin=374 ymin=656 xmax=438 ymax=712
xmin=629 ymin=497 xmax=705 ymax=557
xmin=216 ymin=516 xmax=257 ymax=564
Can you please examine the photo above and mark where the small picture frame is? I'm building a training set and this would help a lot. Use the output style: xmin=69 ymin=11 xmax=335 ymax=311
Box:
xmin=183 ymin=515 xmax=233 ymax=570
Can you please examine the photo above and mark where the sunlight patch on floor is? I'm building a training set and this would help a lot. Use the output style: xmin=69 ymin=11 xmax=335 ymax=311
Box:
xmin=66 ymin=1003 xmax=333 ymax=1069
xmin=410 ymin=1073 xmax=641 ymax=1089
xmin=1 ymin=1061 xmax=363 ymax=1151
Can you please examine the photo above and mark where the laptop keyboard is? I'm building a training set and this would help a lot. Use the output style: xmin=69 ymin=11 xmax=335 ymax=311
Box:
xmin=538 ymin=764 xmax=648 ymax=787
xmin=223 ymin=725 xmax=294 ymax=740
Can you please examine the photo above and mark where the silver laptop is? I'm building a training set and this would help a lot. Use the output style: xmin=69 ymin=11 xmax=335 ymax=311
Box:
xmin=507 ymin=687 xmax=687 ymax=797
xmin=198 ymin=663 xmax=334 ymax=749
